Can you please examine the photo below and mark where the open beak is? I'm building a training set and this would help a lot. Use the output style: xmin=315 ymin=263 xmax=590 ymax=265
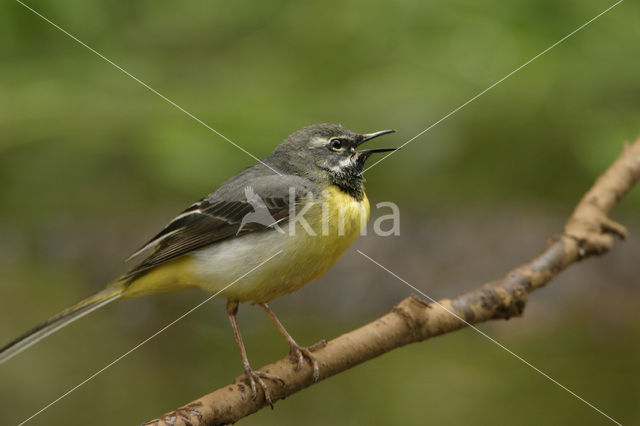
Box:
xmin=356 ymin=129 xmax=398 ymax=157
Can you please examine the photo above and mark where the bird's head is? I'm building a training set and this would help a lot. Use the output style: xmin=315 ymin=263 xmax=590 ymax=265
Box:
xmin=269 ymin=124 xmax=397 ymax=191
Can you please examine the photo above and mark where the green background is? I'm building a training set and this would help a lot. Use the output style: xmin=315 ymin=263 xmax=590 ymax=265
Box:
xmin=1 ymin=0 xmax=639 ymax=424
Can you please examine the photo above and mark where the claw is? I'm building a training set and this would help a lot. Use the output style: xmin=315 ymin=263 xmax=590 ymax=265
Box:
xmin=241 ymin=368 xmax=285 ymax=408
xmin=258 ymin=303 xmax=327 ymax=383
xmin=288 ymin=340 xmax=325 ymax=382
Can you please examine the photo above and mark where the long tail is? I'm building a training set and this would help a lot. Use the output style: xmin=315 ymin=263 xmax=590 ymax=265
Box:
xmin=0 ymin=281 xmax=126 ymax=365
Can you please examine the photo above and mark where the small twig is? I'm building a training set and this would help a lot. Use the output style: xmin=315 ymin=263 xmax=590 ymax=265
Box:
xmin=145 ymin=136 xmax=640 ymax=426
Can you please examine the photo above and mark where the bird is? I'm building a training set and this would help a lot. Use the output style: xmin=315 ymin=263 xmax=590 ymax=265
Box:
xmin=0 ymin=123 xmax=397 ymax=406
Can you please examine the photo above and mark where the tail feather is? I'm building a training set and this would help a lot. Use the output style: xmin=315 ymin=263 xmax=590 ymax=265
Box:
xmin=0 ymin=282 xmax=125 ymax=365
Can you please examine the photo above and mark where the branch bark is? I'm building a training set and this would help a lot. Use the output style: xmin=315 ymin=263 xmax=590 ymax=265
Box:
xmin=145 ymin=136 xmax=640 ymax=426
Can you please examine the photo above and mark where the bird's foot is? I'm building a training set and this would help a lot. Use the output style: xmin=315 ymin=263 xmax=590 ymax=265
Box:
xmin=288 ymin=339 xmax=326 ymax=382
xmin=239 ymin=368 xmax=285 ymax=408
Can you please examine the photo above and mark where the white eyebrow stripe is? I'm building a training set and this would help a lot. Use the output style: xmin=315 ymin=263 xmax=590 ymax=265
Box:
xmin=308 ymin=136 xmax=330 ymax=148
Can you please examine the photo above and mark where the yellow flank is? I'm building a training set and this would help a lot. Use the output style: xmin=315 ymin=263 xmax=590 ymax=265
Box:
xmin=122 ymin=185 xmax=370 ymax=303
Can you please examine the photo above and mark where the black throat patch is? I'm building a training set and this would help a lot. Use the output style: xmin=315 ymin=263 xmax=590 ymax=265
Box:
xmin=329 ymin=168 xmax=365 ymax=201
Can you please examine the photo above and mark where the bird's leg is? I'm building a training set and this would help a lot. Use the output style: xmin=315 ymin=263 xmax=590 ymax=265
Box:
xmin=259 ymin=303 xmax=326 ymax=382
xmin=226 ymin=300 xmax=284 ymax=407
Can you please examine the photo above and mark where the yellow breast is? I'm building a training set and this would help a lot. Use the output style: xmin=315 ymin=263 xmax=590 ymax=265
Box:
xmin=322 ymin=185 xmax=370 ymax=241
xmin=282 ymin=185 xmax=370 ymax=285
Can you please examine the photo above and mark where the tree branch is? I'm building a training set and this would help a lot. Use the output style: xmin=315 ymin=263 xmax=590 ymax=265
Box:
xmin=145 ymin=136 xmax=640 ymax=426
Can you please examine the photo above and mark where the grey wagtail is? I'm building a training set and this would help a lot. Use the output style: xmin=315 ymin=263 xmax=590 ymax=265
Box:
xmin=0 ymin=123 xmax=396 ymax=405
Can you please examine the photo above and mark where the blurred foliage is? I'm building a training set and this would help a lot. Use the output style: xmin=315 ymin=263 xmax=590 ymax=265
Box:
xmin=0 ymin=0 xmax=639 ymax=424
xmin=1 ymin=0 xmax=639 ymax=226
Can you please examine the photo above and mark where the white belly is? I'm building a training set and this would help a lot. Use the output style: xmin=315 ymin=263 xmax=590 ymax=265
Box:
xmin=190 ymin=229 xmax=289 ymax=302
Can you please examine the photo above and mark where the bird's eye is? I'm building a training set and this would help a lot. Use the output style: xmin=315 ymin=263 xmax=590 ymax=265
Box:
xmin=329 ymin=138 xmax=344 ymax=151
